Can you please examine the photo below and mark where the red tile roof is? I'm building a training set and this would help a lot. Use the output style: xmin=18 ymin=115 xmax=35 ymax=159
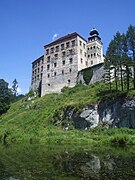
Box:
xmin=44 ymin=32 xmax=86 ymax=48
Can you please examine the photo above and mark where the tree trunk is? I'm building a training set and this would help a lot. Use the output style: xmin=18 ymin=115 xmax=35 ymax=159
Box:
xmin=133 ymin=51 xmax=135 ymax=89
xmin=120 ymin=65 xmax=123 ymax=91
xmin=126 ymin=65 xmax=129 ymax=91
xmin=114 ymin=67 xmax=118 ymax=91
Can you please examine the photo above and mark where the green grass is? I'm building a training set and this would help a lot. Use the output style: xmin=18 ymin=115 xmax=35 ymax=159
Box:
xmin=0 ymin=82 xmax=135 ymax=145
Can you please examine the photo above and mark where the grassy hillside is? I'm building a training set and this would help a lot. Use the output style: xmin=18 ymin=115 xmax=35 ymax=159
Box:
xmin=0 ymin=82 xmax=135 ymax=145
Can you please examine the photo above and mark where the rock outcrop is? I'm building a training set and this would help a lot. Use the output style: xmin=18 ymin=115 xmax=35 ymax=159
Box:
xmin=64 ymin=97 xmax=135 ymax=129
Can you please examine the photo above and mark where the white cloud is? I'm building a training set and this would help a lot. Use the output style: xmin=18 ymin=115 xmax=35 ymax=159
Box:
xmin=52 ymin=33 xmax=59 ymax=41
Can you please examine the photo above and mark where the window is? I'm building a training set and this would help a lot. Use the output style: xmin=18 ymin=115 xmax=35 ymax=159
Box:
xmin=62 ymin=70 xmax=64 ymax=75
xmin=41 ymin=66 xmax=43 ymax=72
xmin=46 ymin=49 xmax=49 ymax=55
xmin=62 ymin=60 xmax=65 ymax=65
xmin=62 ymin=51 xmax=66 ymax=57
xmin=91 ymin=47 xmax=92 ymax=50
xmin=37 ymin=75 xmax=39 ymax=80
xmin=56 ymin=46 xmax=59 ymax=52
xmin=35 ymin=69 xmax=37 ymax=73
xmin=35 ymin=76 xmax=36 ymax=81
xmin=54 ymin=72 xmax=57 ymax=76
xmin=42 ymin=59 xmax=44 ymax=64
xmin=84 ymin=52 xmax=87 ymax=57
xmin=48 ymin=83 xmax=50 ymax=86
xmin=80 ymin=40 xmax=82 ymax=46
xmin=38 ymin=61 xmax=40 ymax=66
xmin=51 ymin=47 xmax=54 ymax=53
xmin=81 ymin=58 xmax=83 ymax=63
xmin=71 ymin=40 xmax=75 ymax=46
xmin=41 ymin=73 xmax=43 ymax=79
xmin=91 ymin=61 xmax=93 ymax=65
xmin=38 ymin=68 xmax=40 ymax=73
xmin=87 ymin=47 xmax=89 ymax=51
xmin=88 ymin=55 xmax=90 ymax=58
xmin=69 ymin=58 xmax=73 ymax=64
xmin=54 ymin=62 xmax=57 ymax=67
xmin=83 ymin=43 xmax=85 ymax=49
xmin=80 ymin=49 xmax=82 ymax=54
xmin=47 ymin=56 xmax=50 ymax=63
xmin=66 ymin=42 xmax=70 ymax=48
xmin=47 ymin=74 xmax=50 ymax=78
xmin=54 ymin=54 xmax=58 ymax=59
xmin=61 ymin=44 xmax=64 ymax=50
xmin=68 ymin=79 xmax=71 ymax=84
xmin=47 ymin=64 xmax=50 ymax=70
xmin=69 ymin=49 xmax=73 ymax=55
xmin=86 ymin=61 xmax=88 ymax=66
xmin=93 ymin=46 xmax=95 ymax=49
xmin=91 ymin=54 xmax=93 ymax=58
xmin=69 ymin=68 xmax=72 ymax=73
xmin=94 ymin=53 xmax=96 ymax=57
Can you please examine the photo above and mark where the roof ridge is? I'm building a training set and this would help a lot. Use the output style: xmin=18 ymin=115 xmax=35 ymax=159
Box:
xmin=44 ymin=32 xmax=86 ymax=47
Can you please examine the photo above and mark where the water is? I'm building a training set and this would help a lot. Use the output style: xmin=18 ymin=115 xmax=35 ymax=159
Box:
xmin=0 ymin=144 xmax=135 ymax=180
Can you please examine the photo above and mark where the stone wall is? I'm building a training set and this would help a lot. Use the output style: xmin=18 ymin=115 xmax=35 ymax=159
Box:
xmin=77 ymin=63 xmax=105 ymax=85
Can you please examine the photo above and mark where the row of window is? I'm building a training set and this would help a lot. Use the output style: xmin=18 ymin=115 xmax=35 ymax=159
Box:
xmin=46 ymin=49 xmax=75 ymax=62
xmin=88 ymin=53 xmax=101 ymax=58
xmin=47 ymin=69 xmax=72 ymax=78
xmin=80 ymin=49 xmax=87 ymax=57
xmin=32 ymin=66 xmax=43 ymax=75
xmin=79 ymin=40 xmax=86 ymax=49
xmin=32 ymin=73 xmax=43 ymax=82
xmin=46 ymin=40 xmax=76 ymax=55
xmin=47 ymin=58 xmax=73 ymax=70
xmin=32 ymin=59 xmax=44 ymax=68
xmin=87 ymin=46 xmax=101 ymax=51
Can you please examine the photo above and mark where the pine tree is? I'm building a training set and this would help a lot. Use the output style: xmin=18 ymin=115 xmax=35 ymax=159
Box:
xmin=126 ymin=25 xmax=135 ymax=89
xmin=12 ymin=79 xmax=18 ymax=97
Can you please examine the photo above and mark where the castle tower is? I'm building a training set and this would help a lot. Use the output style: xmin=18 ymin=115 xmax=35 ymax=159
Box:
xmin=87 ymin=28 xmax=103 ymax=67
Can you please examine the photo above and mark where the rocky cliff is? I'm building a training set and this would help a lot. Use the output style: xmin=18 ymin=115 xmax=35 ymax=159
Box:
xmin=58 ymin=96 xmax=135 ymax=129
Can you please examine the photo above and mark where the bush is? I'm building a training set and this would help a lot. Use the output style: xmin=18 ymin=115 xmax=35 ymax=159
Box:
xmin=110 ymin=134 xmax=132 ymax=146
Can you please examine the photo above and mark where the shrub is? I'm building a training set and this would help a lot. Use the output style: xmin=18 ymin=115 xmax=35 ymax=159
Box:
xmin=110 ymin=134 xmax=132 ymax=146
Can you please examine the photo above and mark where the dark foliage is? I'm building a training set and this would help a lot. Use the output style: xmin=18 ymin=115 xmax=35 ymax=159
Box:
xmin=105 ymin=25 xmax=135 ymax=92
xmin=83 ymin=68 xmax=93 ymax=85
xmin=0 ymin=79 xmax=12 ymax=115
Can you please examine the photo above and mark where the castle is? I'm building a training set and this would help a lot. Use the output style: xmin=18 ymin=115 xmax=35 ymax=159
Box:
xmin=31 ymin=28 xmax=104 ymax=96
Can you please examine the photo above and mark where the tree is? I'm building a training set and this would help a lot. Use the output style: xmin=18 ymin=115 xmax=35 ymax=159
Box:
xmin=12 ymin=78 xmax=18 ymax=97
xmin=106 ymin=27 xmax=134 ymax=92
xmin=106 ymin=38 xmax=119 ymax=91
xmin=126 ymin=25 xmax=135 ymax=89
xmin=0 ymin=79 xmax=12 ymax=115
xmin=104 ymin=57 xmax=113 ymax=91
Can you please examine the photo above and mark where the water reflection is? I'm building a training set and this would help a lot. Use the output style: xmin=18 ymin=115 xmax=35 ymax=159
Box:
xmin=0 ymin=145 xmax=135 ymax=179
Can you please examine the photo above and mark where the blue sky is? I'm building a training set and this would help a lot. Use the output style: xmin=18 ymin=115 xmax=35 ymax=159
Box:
xmin=0 ymin=0 xmax=134 ymax=94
